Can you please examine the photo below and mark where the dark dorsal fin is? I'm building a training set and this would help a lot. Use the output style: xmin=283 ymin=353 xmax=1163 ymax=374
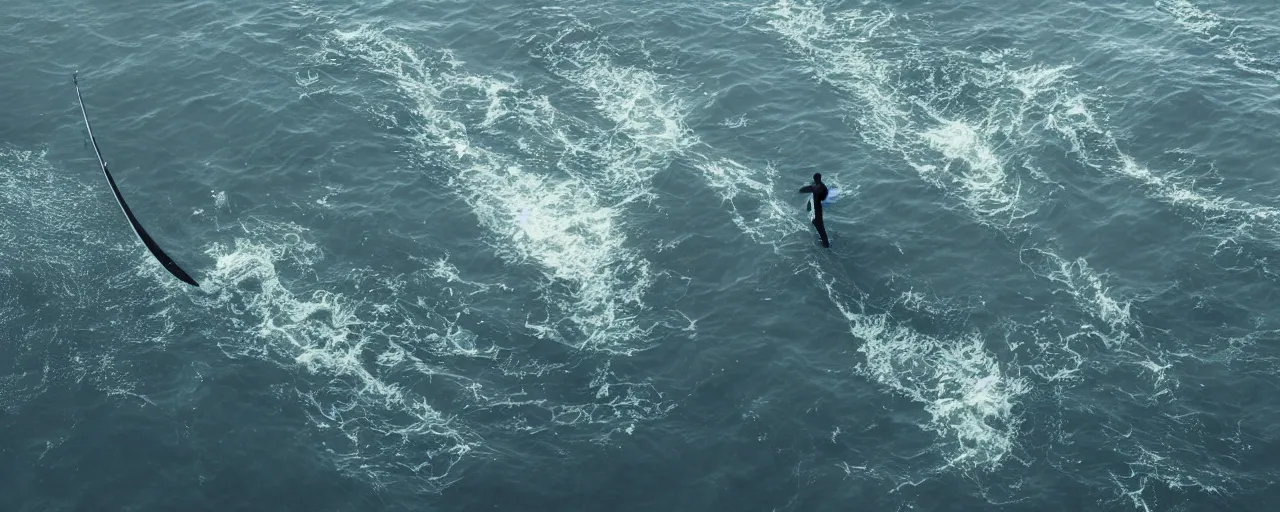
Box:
xmin=73 ymin=71 xmax=200 ymax=287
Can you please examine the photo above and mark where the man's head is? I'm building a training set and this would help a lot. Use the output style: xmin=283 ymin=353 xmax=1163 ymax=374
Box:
xmin=813 ymin=173 xmax=823 ymax=183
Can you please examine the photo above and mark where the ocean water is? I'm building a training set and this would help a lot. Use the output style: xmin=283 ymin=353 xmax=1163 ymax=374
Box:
xmin=3 ymin=0 xmax=1280 ymax=510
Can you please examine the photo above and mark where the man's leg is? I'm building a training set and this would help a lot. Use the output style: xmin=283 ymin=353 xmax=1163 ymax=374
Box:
xmin=812 ymin=218 xmax=830 ymax=248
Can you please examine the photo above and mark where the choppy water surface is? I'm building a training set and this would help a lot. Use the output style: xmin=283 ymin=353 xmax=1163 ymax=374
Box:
xmin=3 ymin=0 xmax=1280 ymax=510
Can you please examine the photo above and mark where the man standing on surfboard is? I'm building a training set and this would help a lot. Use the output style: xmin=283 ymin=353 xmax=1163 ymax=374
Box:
xmin=799 ymin=173 xmax=831 ymax=248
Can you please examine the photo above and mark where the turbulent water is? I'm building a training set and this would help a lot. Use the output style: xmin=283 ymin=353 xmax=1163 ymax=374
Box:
xmin=3 ymin=0 xmax=1280 ymax=510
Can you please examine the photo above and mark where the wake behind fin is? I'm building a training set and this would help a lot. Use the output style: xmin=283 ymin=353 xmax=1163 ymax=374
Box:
xmin=73 ymin=71 xmax=200 ymax=287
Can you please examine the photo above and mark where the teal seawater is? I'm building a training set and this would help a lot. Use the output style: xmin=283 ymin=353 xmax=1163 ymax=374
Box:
xmin=3 ymin=0 xmax=1280 ymax=510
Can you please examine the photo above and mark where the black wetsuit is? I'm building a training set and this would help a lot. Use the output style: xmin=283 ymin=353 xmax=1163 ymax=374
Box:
xmin=799 ymin=181 xmax=831 ymax=248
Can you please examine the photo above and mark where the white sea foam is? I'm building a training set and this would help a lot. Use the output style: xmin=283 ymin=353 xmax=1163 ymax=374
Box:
xmin=514 ymin=11 xmax=1040 ymax=471
xmin=759 ymin=0 xmax=1134 ymax=332
xmin=540 ymin=30 xmax=699 ymax=194
xmin=692 ymin=157 xmax=809 ymax=246
xmin=193 ymin=221 xmax=490 ymax=488
xmin=325 ymin=26 xmax=656 ymax=353
xmin=0 ymin=147 xmax=192 ymax=410
xmin=748 ymin=0 xmax=1179 ymax=471
xmin=517 ymin=17 xmax=1034 ymax=469
xmin=759 ymin=0 xmax=1035 ymax=225
xmin=815 ymin=263 xmax=1030 ymax=470
xmin=1157 ymin=0 xmax=1280 ymax=81
xmin=976 ymin=45 xmax=1280 ymax=253
xmin=1019 ymin=248 xmax=1135 ymax=334
xmin=535 ymin=17 xmax=815 ymax=248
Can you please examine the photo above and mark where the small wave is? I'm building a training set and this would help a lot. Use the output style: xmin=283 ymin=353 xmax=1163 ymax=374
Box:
xmin=692 ymin=157 xmax=808 ymax=246
xmin=758 ymin=0 xmax=1131 ymax=333
xmin=980 ymin=48 xmax=1280 ymax=256
xmin=760 ymin=0 xmax=1037 ymax=225
xmin=534 ymin=15 xmax=813 ymax=248
xmin=523 ymin=25 xmax=1035 ymax=467
xmin=493 ymin=6 xmax=1036 ymax=473
xmin=171 ymin=215 xmax=673 ymax=491
xmin=1156 ymin=0 xmax=1280 ymax=81
xmin=1019 ymin=248 xmax=1135 ymax=335
xmin=1098 ymin=409 xmax=1260 ymax=510
xmin=195 ymin=222 xmax=480 ymax=488
xmin=0 ymin=147 xmax=187 ymax=412
xmin=816 ymin=263 xmax=1030 ymax=471
xmin=537 ymin=24 xmax=699 ymax=194
xmin=322 ymin=26 xmax=657 ymax=354
xmin=0 ymin=147 xmax=136 ymax=296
